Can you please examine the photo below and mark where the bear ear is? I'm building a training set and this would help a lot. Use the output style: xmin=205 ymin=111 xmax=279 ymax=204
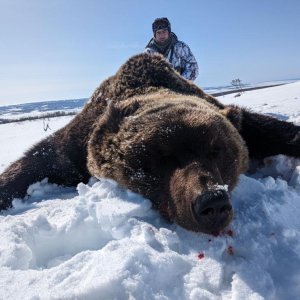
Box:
xmin=101 ymin=100 xmax=140 ymax=133
xmin=220 ymin=105 xmax=243 ymax=131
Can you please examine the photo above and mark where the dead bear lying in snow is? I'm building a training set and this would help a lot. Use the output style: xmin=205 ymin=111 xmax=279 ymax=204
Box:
xmin=1 ymin=54 xmax=300 ymax=233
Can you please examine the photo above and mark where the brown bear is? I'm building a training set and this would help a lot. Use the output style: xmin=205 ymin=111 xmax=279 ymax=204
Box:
xmin=0 ymin=53 xmax=300 ymax=233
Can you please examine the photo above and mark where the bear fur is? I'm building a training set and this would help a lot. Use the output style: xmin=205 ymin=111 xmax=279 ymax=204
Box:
xmin=1 ymin=53 xmax=300 ymax=233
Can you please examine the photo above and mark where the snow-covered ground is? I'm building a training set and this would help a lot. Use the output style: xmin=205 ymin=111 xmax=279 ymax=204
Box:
xmin=0 ymin=82 xmax=300 ymax=299
xmin=203 ymin=79 xmax=299 ymax=95
xmin=0 ymin=116 xmax=74 ymax=174
xmin=219 ymin=81 xmax=300 ymax=124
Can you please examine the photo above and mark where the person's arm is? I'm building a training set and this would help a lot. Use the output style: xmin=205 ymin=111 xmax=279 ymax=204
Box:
xmin=179 ymin=43 xmax=199 ymax=81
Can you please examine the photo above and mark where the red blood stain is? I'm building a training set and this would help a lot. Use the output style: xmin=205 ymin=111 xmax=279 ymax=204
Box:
xmin=198 ymin=252 xmax=205 ymax=260
xmin=227 ymin=246 xmax=234 ymax=255
xmin=209 ymin=229 xmax=234 ymax=238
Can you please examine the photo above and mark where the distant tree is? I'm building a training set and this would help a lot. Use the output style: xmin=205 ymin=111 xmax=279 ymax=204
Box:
xmin=231 ymin=78 xmax=243 ymax=90
xmin=231 ymin=78 xmax=243 ymax=97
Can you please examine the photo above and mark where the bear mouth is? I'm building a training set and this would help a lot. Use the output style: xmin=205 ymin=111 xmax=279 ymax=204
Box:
xmin=191 ymin=206 xmax=233 ymax=233
xmin=191 ymin=190 xmax=233 ymax=233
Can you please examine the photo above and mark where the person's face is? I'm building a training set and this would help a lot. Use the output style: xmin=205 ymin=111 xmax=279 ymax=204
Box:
xmin=155 ymin=28 xmax=169 ymax=43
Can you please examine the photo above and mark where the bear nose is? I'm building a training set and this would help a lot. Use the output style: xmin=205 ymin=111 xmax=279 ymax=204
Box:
xmin=192 ymin=189 xmax=233 ymax=232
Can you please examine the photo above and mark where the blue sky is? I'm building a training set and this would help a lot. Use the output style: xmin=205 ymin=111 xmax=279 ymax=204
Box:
xmin=1 ymin=0 xmax=300 ymax=104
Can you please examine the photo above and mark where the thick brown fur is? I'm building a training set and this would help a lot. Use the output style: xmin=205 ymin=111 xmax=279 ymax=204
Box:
xmin=1 ymin=53 xmax=300 ymax=233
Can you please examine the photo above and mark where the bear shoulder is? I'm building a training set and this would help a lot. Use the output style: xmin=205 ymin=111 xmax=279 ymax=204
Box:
xmin=89 ymin=54 xmax=224 ymax=109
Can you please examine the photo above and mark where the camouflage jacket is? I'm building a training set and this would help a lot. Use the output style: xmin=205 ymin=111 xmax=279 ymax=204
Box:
xmin=144 ymin=36 xmax=199 ymax=81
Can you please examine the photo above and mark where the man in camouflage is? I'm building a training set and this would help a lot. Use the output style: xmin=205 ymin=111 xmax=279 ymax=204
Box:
xmin=145 ymin=17 xmax=199 ymax=81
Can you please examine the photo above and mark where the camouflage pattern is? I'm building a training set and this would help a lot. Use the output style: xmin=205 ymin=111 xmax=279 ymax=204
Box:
xmin=145 ymin=40 xmax=199 ymax=81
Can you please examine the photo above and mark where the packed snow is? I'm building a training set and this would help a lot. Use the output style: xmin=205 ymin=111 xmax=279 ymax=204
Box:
xmin=0 ymin=82 xmax=300 ymax=299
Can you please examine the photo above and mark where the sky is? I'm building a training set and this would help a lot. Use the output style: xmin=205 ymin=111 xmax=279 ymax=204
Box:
xmin=1 ymin=0 xmax=300 ymax=104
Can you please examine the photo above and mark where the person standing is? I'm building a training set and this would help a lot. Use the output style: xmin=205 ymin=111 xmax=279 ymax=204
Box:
xmin=145 ymin=17 xmax=199 ymax=81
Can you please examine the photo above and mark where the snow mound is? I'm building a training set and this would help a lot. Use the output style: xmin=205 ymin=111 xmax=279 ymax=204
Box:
xmin=1 ymin=156 xmax=300 ymax=299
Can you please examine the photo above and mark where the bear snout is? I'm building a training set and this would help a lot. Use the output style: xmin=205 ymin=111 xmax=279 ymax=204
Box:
xmin=191 ymin=189 xmax=233 ymax=233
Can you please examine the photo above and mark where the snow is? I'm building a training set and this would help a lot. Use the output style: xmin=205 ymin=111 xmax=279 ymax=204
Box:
xmin=0 ymin=82 xmax=300 ymax=299
xmin=219 ymin=81 xmax=300 ymax=124
xmin=0 ymin=117 xmax=73 ymax=173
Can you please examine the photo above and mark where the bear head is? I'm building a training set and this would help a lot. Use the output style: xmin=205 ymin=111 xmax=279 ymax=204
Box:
xmin=87 ymin=91 xmax=248 ymax=234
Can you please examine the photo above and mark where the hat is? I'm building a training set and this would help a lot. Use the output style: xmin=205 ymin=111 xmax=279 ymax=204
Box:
xmin=152 ymin=17 xmax=171 ymax=34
